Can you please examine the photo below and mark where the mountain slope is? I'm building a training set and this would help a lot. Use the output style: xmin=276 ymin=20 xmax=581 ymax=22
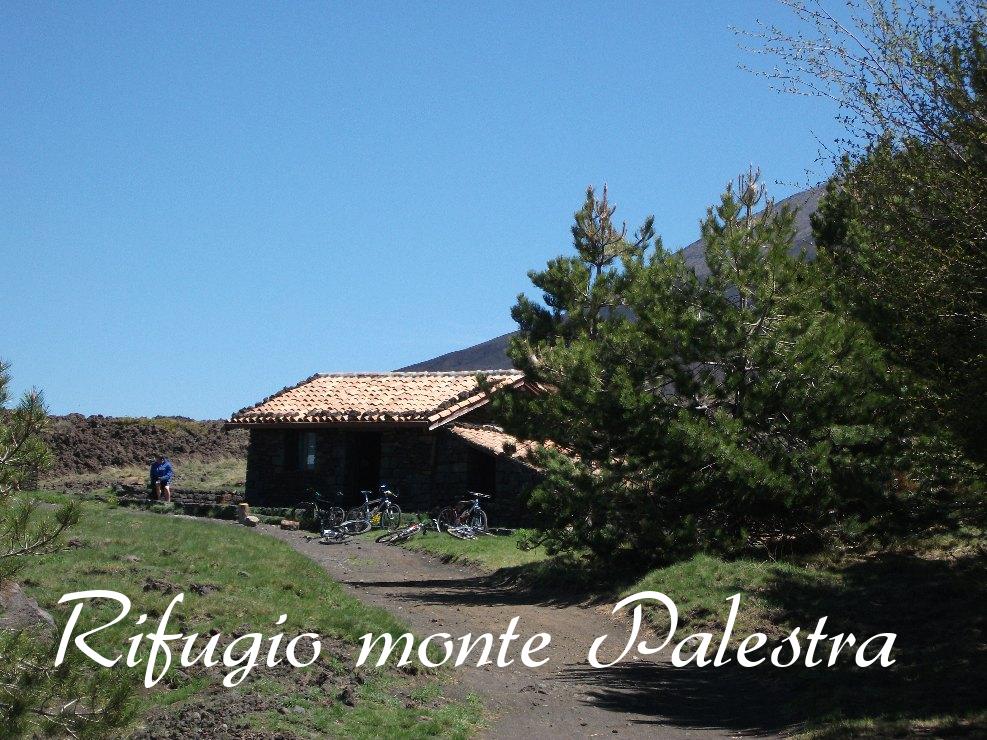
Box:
xmin=399 ymin=332 xmax=518 ymax=372
xmin=399 ymin=184 xmax=826 ymax=372
xmin=678 ymin=184 xmax=824 ymax=279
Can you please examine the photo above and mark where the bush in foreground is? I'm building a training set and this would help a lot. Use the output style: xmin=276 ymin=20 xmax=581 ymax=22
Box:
xmin=1 ymin=360 xmax=135 ymax=736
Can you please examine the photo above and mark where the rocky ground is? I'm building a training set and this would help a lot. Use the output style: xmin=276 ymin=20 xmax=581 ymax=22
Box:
xmin=130 ymin=648 xmax=365 ymax=740
xmin=43 ymin=415 xmax=247 ymax=477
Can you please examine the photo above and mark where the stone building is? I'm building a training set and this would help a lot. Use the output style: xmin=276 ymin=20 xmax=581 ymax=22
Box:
xmin=227 ymin=371 xmax=543 ymax=523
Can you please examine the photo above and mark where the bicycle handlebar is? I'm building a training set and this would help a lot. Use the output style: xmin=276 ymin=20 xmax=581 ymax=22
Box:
xmin=359 ymin=488 xmax=398 ymax=503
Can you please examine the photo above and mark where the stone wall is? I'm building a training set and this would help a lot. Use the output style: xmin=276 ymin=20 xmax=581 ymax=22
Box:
xmin=493 ymin=455 xmax=542 ymax=522
xmin=379 ymin=429 xmax=439 ymax=512
xmin=244 ymin=428 xmax=347 ymax=506
xmin=111 ymin=483 xmax=242 ymax=507
xmin=244 ymin=424 xmax=541 ymax=525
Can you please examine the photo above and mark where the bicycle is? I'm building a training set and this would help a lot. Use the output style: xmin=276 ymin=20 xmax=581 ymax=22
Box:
xmin=319 ymin=526 xmax=349 ymax=544
xmin=446 ymin=524 xmax=483 ymax=540
xmin=306 ymin=490 xmax=345 ymax=530
xmin=345 ymin=484 xmax=402 ymax=531
xmin=375 ymin=516 xmax=432 ymax=545
xmin=437 ymin=491 xmax=489 ymax=533
xmin=317 ymin=511 xmax=374 ymax=543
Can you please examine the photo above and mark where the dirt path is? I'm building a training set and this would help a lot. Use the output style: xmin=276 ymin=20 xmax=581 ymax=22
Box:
xmin=261 ymin=525 xmax=786 ymax=739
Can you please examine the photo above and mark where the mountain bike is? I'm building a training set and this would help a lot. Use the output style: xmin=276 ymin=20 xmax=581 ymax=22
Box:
xmin=345 ymin=484 xmax=402 ymax=531
xmin=437 ymin=491 xmax=489 ymax=533
xmin=318 ymin=512 xmax=375 ymax=542
xmin=446 ymin=524 xmax=483 ymax=540
xmin=307 ymin=489 xmax=345 ymax=530
xmin=375 ymin=515 xmax=432 ymax=545
xmin=319 ymin=526 xmax=350 ymax=544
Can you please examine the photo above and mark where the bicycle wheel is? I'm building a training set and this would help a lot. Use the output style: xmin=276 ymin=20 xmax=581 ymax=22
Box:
xmin=327 ymin=506 xmax=345 ymax=527
xmin=447 ymin=525 xmax=476 ymax=540
xmin=436 ymin=507 xmax=456 ymax=531
xmin=320 ymin=528 xmax=347 ymax=544
xmin=467 ymin=509 xmax=488 ymax=532
xmin=381 ymin=504 xmax=402 ymax=530
xmin=341 ymin=518 xmax=371 ymax=535
xmin=400 ymin=523 xmax=424 ymax=541
xmin=346 ymin=507 xmax=370 ymax=531
xmin=375 ymin=530 xmax=402 ymax=544
xmin=391 ymin=527 xmax=418 ymax=543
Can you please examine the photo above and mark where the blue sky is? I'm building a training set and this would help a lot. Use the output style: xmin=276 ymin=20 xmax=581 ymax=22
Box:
xmin=1 ymin=1 xmax=842 ymax=419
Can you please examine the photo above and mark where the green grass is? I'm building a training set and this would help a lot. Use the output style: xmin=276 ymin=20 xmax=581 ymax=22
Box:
xmin=246 ymin=672 xmax=482 ymax=739
xmin=16 ymin=492 xmax=482 ymax=737
xmin=796 ymin=710 xmax=987 ymax=739
xmin=625 ymin=552 xmax=839 ymax=641
xmin=42 ymin=454 xmax=246 ymax=492
xmin=402 ymin=529 xmax=548 ymax=571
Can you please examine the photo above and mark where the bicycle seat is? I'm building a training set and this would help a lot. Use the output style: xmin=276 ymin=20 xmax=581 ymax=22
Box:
xmin=467 ymin=491 xmax=492 ymax=499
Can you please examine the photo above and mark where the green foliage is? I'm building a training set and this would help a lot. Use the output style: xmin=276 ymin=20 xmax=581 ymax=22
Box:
xmin=0 ymin=631 xmax=135 ymax=738
xmin=1 ymin=360 xmax=81 ymax=581
xmin=756 ymin=1 xmax=986 ymax=463
xmin=0 ymin=361 xmax=52 ymax=498
xmin=811 ymin=41 xmax=986 ymax=463
xmin=496 ymin=175 xmax=895 ymax=566
xmin=1 ymin=361 xmax=134 ymax=736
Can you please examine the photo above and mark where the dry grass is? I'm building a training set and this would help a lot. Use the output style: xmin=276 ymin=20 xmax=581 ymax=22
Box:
xmin=42 ymin=455 xmax=246 ymax=491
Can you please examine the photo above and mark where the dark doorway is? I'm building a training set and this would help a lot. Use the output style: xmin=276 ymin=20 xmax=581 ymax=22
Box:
xmin=466 ymin=447 xmax=496 ymax=495
xmin=345 ymin=432 xmax=381 ymax=496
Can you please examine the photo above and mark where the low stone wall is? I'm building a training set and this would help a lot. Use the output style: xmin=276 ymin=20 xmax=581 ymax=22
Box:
xmin=111 ymin=483 xmax=243 ymax=507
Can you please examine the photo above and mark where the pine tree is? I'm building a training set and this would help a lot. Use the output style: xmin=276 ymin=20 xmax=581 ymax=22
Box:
xmin=497 ymin=173 xmax=893 ymax=566
xmin=0 ymin=359 xmax=134 ymax=736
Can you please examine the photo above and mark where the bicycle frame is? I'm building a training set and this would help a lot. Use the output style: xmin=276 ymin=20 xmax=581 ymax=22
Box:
xmin=307 ymin=490 xmax=343 ymax=528
xmin=453 ymin=495 xmax=484 ymax=525
xmin=350 ymin=485 xmax=400 ymax=524
xmin=437 ymin=491 xmax=488 ymax=533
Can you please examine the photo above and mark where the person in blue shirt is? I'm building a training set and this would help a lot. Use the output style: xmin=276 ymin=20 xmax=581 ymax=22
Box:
xmin=150 ymin=455 xmax=174 ymax=502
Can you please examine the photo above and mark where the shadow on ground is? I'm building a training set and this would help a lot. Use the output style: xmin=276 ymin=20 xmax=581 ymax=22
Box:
xmin=350 ymin=550 xmax=986 ymax=735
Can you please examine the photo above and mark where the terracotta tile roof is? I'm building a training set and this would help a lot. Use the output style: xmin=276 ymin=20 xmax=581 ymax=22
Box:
xmin=447 ymin=422 xmax=544 ymax=469
xmin=229 ymin=371 xmax=525 ymax=428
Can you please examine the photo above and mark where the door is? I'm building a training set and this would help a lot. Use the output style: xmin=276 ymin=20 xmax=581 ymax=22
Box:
xmin=466 ymin=446 xmax=496 ymax=495
xmin=345 ymin=431 xmax=382 ymax=496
